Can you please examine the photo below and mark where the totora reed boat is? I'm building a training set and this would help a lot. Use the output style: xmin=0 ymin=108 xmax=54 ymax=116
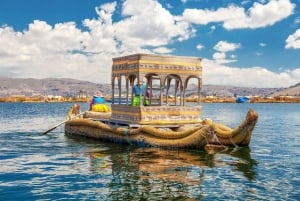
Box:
xmin=65 ymin=53 xmax=258 ymax=150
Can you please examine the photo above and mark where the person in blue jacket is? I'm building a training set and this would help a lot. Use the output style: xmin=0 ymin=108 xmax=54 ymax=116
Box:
xmin=132 ymin=80 xmax=149 ymax=106
xmin=89 ymin=90 xmax=111 ymax=112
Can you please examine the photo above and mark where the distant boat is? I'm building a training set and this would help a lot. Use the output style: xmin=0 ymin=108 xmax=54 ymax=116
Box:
xmin=236 ymin=96 xmax=250 ymax=103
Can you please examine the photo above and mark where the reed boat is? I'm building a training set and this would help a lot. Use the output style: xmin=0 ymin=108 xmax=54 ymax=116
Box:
xmin=64 ymin=53 xmax=258 ymax=149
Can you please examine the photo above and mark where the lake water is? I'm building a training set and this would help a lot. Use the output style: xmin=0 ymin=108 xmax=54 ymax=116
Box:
xmin=0 ymin=102 xmax=299 ymax=200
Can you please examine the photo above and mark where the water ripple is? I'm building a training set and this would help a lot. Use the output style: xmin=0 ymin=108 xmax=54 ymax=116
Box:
xmin=0 ymin=103 xmax=299 ymax=200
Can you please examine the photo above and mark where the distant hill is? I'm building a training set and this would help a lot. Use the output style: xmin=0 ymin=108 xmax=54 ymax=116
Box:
xmin=0 ymin=77 xmax=299 ymax=98
xmin=0 ymin=77 xmax=110 ymax=97
xmin=269 ymin=83 xmax=300 ymax=97
xmin=200 ymin=85 xmax=282 ymax=98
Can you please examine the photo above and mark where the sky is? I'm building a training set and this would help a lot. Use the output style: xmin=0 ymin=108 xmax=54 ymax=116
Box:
xmin=0 ymin=0 xmax=299 ymax=88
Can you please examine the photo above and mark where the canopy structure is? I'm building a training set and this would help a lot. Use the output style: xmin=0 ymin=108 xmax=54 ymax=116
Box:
xmin=110 ymin=53 xmax=202 ymax=125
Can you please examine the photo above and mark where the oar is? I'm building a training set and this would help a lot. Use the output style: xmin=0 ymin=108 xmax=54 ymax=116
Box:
xmin=42 ymin=112 xmax=85 ymax=135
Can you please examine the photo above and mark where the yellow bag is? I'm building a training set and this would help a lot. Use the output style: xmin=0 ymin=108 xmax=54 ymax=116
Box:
xmin=92 ymin=104 xmax=111 ymax=112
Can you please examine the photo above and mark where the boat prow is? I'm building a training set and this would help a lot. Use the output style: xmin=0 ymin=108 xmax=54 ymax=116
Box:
xmin=204 ymin=109 xmax=258 ymax=147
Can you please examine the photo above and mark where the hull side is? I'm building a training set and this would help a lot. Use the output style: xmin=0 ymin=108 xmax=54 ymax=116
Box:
xmin=65 ymin=109 xmax=258 ymax=149
xmin=65 ymin=119 xmax=214 ymax=149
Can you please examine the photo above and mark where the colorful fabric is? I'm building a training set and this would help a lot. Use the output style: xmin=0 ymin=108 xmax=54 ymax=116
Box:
xmin=132 ymin=83 xmax=150 ymax=106
xmin=92 ymin=96 xmax=105 ymax=104
xmin=92 ymin=104 xmax=111 ymax=112
xmin=90 ymin=95 xmax=106 ymax=110
xmin=133 ymin=83 xmax=146 ymax=95
xmin=132 ymin=95 xmax=149 ymax=107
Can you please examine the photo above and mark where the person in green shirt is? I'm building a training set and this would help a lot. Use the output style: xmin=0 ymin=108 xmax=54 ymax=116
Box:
xmin=132 ymin=80 xmax=149 ymax=106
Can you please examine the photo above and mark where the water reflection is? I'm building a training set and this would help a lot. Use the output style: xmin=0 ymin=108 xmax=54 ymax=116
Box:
xmin=1 ymin=103 xmax=298 ymax=200
xmin=226 ymin=147 xmax=258 ymax=181
xmin=83 ymin=141 xmax=258 ymax=200
xmin=88 ymin=152 xmax=112 ymax=175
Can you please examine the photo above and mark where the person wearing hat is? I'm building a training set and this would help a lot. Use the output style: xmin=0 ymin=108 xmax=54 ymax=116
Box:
xmin=89 ymin=90 xmax=111 ymax=112
xmin=132 ymin=79 xmax=149 ymax=106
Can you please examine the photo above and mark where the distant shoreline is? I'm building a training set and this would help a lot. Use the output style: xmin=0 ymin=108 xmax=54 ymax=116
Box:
xmin=0 ymin=95 xmax=299 ymax=103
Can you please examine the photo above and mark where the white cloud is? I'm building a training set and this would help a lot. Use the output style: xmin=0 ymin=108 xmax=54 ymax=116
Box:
xmin=153 ymin=47 xmax=174 ymax=54
xmin=196 ymin=44 xmax=204 ymax=50
xmin=209 ymin=25 xmax=216 ymax=33
xmin=241 ymin=0 xmax=251 ymax=6
xmin=212 ymin=41 xmax=240 ymax=64
xmin=256 ymin=52 xmax=263 ymax=56
xmin=202 ymin=59 xmax=300 ymax=88
xmin=229 ymin=54 xmax=237 ymax=59
xmin=0 ymin=0 xmax=299 ymax=88
xmin=166 ymin=3 xmax=173 ymax=9
xmin=259 ymin=43 xmax=266 ymax=47
xmin=114 ymin=0 xmax=194 ymax=48
xmin=214 ymin=41 xmax=240 ymax=52
xmin=0 ymin=19 xmax=113 ymax=83
xmin=0 ymin=0 xmax=195 ymax=83
xmin=294 ymin=17 xmax=300 ymax=24
xmin=285 ymin=29 xmax=300 ymax=49
xmin=182 ymin=0 xmax=295 ymax=30
xmin=212 ymin=52 xmax=226 ymax=61
xmin=212 ymin=52 xmax=238 ymax=64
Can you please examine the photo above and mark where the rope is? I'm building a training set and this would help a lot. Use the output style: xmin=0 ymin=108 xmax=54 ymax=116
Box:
xmin=211 ymin=123 xmax=238 ymax=148
xmin=213 ymin=132 xmax=224 ymax=146
xmin=205 ymin=132 xmax=229 ymax=153
xmin=202 ymin=130 xmax=211 ymax=145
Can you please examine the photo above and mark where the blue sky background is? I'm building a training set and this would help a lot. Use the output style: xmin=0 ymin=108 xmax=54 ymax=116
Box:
xmin=0 ymin=0 xmax=299 ymax=87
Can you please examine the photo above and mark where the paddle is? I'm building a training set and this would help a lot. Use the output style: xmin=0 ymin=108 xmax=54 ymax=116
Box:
xmin=42 ymin=112 xmax=85 ymax=135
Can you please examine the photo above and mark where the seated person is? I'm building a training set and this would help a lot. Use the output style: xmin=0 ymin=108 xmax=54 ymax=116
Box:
xmin=66 ymin=103 xmax=81 ymax=120
xmin=132 ymin=80 xmax=149 ymax=106
xmin=90 ymin=90 xmax=111 ymax=112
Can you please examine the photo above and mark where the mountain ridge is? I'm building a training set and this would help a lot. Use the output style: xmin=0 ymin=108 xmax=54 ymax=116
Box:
xmin=0 ymin=77 xmax=299 ymax=98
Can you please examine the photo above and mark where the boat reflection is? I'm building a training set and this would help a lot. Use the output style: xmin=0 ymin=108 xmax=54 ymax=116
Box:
xmin=78 ymin=140 xmax=258 ymax=200
xmin=86 ymin=144 xmax=258 ymax=182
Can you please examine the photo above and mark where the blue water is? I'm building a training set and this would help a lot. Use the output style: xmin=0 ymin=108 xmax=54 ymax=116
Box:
xmin=0 ymin=102 xmax=299 ymax=200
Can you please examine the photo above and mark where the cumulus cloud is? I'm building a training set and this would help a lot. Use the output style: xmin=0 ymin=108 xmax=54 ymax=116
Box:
xmin=212 ymin=41 xmax=240 ymax=64
xmin=214 ymin=41 xmax=240 ymax=52
xmin=114 ymin=0 xmax=194 ymax=48
xmin=182 ymin=0 xmax=295 ymax=30
xmin=285 ymin=29 xmax=300 ymax=49
xmin=0 ymin=0 xmax=194 ymax=83
xmin=0 ymin=0 xmax=299 ymax=88
xmin=202 ymin=59 xmax=300 ymax=88
xmin=153 ymin=47 xmax=174 ymax=54
xmin=0 ymin=19 xmax=112 ymax=83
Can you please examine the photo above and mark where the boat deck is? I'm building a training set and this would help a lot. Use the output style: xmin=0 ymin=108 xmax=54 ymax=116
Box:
xmin=88 ymin=118 xmax=182 ymax=128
